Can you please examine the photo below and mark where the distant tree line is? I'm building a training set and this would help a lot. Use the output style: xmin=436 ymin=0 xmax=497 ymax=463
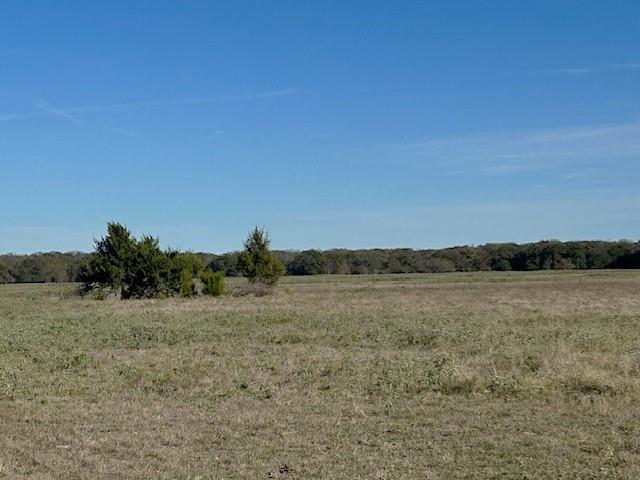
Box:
xmin=0 ymin=251 xmax=88 ymax=284
xmin=208 ymin=240 xmax=640 ymax=276
xmin=1 ymin=240 xmax=639 ymax=284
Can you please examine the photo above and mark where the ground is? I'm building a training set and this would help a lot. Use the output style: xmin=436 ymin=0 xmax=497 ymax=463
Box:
xmin=1 ymin=270 xmax=640 ymax=479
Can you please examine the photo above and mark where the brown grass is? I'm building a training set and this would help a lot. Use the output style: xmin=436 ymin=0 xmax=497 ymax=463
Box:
xmin=1 ymin=270 xmax=640 ymax=478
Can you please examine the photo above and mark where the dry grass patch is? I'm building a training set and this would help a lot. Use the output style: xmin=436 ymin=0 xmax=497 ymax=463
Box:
xmin=1 ymin=271 xmax=640 ymax=478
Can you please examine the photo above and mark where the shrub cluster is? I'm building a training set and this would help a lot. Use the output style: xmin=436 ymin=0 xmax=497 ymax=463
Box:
xmin=79 ymin=223 xmax=225 ymax=299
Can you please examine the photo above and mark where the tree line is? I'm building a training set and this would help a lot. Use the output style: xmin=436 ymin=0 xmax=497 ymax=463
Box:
xmin=197 ymin=239 xmax=640 ymax=276
xmin=1 ymin=238 xmax=639 ymax=285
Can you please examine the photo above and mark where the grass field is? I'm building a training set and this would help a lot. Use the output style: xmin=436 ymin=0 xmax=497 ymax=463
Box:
xmin=1 ymin=271 xmax=640 ymax=479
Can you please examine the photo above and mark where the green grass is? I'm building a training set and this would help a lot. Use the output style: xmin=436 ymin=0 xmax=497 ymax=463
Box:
xmin=1 ymin=271 xmax=640 ymax=478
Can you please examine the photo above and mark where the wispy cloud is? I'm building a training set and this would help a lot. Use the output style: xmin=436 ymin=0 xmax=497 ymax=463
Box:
xmin=101 ymin=126 xmax=138 ymax=137
xmin=526 ymin=123 xmax=640 ymax=142
xmin=35 ymin=100 xmax=85 ymax=125
xmin=284 ymin=193 xmax=640 ymax=249
xmin=27 ymin=100 xmax=141 ymax=137
xmin=67 ymin=88 xmax=300 ymax=113
xmin=608 ymin=62 xmax=640 ymax=70
xmin=0 ymin=111 xmax=48 ymax=121
xmin=560 ymin=68 xmax=595 ymax=75
xmin=0 ymin=88 xmax=300 ymax=123
xmin=553 ymin=62 xmax=640 ymax=76
xmin=205 ymin=129 xmax=224 ymax=139
xmin=380 ymin=121 xmax=640 ymax=176
xmin=560 ymin=169 xmax=600 ymax=180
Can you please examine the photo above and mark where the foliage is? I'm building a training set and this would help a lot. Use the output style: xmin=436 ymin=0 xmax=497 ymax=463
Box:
xmin=288 ymin=250 xmax=327 ymax=275
xmin=174 ymin=252 xmax=205 ymax=297
xmin=176 ymin=251 xmax=205 ymax=276
xmin=79 ymin=222 xmax=136 ymax=293
xmin=200 ymin=270 xmax=225 ymax=296
xmin=79 ymin=223 xmax=195 ymax=299
xmin=121 ymin=235 xmax=174 ymax=299
xmin=611 ymin=251 xmax=640 ymax=268
xmin=0 ymin=251 xmax=87 ymax=283
xmin=0 ymin=263 xmax=11 ymax=283
xmin=208 ymin=251 xmax=241 ymax=276
xmin=2 ymin=239 xmax=640 ymax=284
xmin=180 ymin=270 xmax=195 ymax=297
xmin=238 ymin=227 xmax=284 ymax=286
xmin=89 ymin=287 xmax=106 ymax=301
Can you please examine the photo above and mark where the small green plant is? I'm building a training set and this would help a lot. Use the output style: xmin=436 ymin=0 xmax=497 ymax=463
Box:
xmin=488 ymin=374 xmax=523 ymax=398
xmin=425 ymin=353 xmax=467 ymax=394
xmin=90 ymin=287 xmax=106 ymax=300
xmin=54 ymin=351 xmax=95 ymax=373
xmin=180 ymin=269 xmax=195 ymax=297
xmin=200 ymin=270 xmax=225 ymax=296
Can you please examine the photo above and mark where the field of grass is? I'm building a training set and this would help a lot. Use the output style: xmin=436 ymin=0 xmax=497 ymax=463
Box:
xmin=1 ymin=270 xmax=640 ymax=479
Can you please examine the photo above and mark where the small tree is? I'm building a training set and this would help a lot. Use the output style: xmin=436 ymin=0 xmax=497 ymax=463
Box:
xmin=200 ymin=270 xmax=225 ymax=296
xmin=174 ymin=252 xmax=204 ymax=297
xmin=238 ymin=227 xmax=284 ymax=286
xmin=180 ymin=270 xmax=195 ymax=297
xmin=79 ymin=222 xmax=137 ymax=294
xmin=122 ymin=235 xmax=172 ymax=299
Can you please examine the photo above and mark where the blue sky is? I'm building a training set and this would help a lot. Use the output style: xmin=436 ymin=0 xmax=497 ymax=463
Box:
xmin=1 ymin=0 xmax=639 ymax=253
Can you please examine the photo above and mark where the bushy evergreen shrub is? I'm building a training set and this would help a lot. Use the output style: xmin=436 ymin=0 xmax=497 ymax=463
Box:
xmin=238 ymin=227 xmax=284 ymax=286
xmin=180 ymin=270 xmax=195 ymax=297
xmin=122 ymin=235 xmax=173 ymax=299
xmin=175 ymin=252 xmax=203 ymax=298
xmin=201 ymin=270 xmax=225 ymax=296
xmin=89 ymin=287 xmax=106 ymax=300
xmin=79 ymin=223 xmax=204 ymax=299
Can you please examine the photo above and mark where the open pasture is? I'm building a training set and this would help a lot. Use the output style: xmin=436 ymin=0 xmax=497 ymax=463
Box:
xmin=1 ymin=271 xmax=640 ymax=478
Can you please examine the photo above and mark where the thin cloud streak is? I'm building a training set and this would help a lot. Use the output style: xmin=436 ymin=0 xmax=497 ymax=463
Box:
xmin=101 ymin=126 xmax=138 ymax=137
xmin=390 ymin=121 xmax=640 ymax=151
xmin=0 ymin=111 xmax=49 ymax=121
xmin=608 ymin=62 xmax=640 ymax=70
xmin=283 ymin=194 xmax=640 ymax=249
xmin=205 ymin=129 xmax=224 ymax=139
xmin=35 ymin=100 xmax=85 ymax=125
xmin=4 ymin=100 xmax=138 ymax=136
xmin=560 ymin=68 xmax=595 ymax=75
xmin=553 ymin=62 xmax=640 ymax=76
xmin=527 ymin=123 xmax=640 ymax=142
xmin=69 ymin=88 xmax=300 ymax=112
xmin=0 ymin=88 xmax=300 ymax=122
xmin=381 ymin=121 xmax=640 ymax=175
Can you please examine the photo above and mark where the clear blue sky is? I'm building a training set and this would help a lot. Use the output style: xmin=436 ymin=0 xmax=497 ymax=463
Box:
xmin=1 ymin=1 xmax=639 ymax=253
